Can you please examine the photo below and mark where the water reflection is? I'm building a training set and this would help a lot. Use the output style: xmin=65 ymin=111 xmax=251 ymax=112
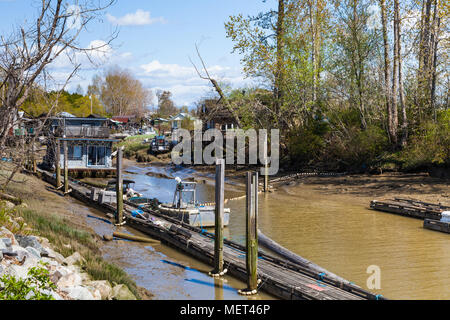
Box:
xmin=86 ymin=163 xmax=450 ymax=299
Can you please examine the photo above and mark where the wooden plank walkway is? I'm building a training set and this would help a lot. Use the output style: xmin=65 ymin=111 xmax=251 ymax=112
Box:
xmin=35 ymin=168 xmax=384 ymax=300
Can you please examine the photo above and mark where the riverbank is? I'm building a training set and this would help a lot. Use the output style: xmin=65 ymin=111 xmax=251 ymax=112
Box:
xmin=0 ymin=165 xmax=153 ymax=300
xmin=122 ymin=155 xmax=450 ymax=203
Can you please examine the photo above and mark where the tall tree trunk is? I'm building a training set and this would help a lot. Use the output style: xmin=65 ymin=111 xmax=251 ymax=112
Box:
xmin=274 ymin=0 xmax=285 ymax=120
xmin=429 ymin=0 xmax=440 ymax=120
xmin=417 ymin=0 xmax=433 ymax=119
xmin=380 ymin=0 xmax=397 ymax=145
xmin=308 ymin=0 xmax=317 ymax=105
xmin=395 ymin=0 xmax=408 ymax=147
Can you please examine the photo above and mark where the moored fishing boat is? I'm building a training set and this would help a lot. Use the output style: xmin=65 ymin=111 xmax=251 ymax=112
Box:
xmin=158 ymin=177 xmax=230 ymax=227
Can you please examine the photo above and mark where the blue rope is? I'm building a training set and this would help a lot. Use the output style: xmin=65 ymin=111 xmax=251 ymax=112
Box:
xmin=316 ymin=272 xmax=327 ymax=288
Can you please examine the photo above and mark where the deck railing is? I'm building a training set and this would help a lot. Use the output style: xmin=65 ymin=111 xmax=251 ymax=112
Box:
xmin=62 ymin=126 xmax=110 ymax=138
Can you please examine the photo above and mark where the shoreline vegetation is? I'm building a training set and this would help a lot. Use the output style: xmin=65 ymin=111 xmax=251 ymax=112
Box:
xmin=0 ymin=163 xmax=153 ymax=300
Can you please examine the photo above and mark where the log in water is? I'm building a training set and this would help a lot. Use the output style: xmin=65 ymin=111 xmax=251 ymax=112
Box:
xmin=258 ymin=229 xmax=355 ymax=286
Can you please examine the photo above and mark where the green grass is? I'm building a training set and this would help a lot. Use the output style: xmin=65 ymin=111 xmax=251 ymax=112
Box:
xmin=3 ymin=205 xmax=142 ymax=299
xmin=115 ymin=134 xmax=155 ymax=158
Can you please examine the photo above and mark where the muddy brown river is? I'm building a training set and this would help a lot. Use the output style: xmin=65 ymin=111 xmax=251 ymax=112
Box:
xmin=84 ymin=164 xmax=449 ymax=300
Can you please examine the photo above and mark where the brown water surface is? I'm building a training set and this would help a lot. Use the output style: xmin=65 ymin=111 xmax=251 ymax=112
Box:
xmin=91 ymin=164 xmax=450 ymax=300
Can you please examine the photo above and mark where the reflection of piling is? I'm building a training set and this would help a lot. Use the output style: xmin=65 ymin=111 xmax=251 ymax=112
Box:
xmin=239 ymin=171 xmax=259 ymax=295
xmin=116 ymin=147 xmax=124 ymax=225
xmin=56 ymin=139 xmax=61 ymax=188
xmin=210 ymin=158 xmax=227 ymax=277
xmin=63 ymin=140 xmax=69 ymax=194
xmin=263 ymin=160 xmax=268 ymax=192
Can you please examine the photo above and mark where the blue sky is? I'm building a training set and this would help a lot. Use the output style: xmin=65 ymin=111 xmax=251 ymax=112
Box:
xmin=0 ymin=0 xmax=275 ymax=108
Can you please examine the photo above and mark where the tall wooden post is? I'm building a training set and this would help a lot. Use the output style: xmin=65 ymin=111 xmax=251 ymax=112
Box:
xmin=262 ymin=133 xmax=269 ymax=192
xmin=63 ymin=140 xmax=69 ymax=194
xmin=31 ymin=141 xmax=37 ymax=173
xmin=210 ymin=159 xmax=226 ymax=277
xmin=116 ymin=147 xmax=124 ymax=225
xmin=56 ymin=139 xmax=61 ymax=188
xmin=239 ymin=171 xmax=259 ymax=295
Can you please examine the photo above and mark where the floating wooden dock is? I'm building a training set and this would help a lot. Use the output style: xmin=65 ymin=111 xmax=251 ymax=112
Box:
xmin=370 ymin=198 xmax=447 ymax=220
xmin=34 ymin=168 xmax=384 ymax=300
xmin=424 ymin=219 xmax=450 ymax=234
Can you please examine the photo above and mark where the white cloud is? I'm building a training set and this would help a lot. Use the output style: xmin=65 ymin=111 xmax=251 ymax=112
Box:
xmin=106 ymin=9 xmax=166 ymax=26
xmin=139 ymin=60 xmax=254 ymax=107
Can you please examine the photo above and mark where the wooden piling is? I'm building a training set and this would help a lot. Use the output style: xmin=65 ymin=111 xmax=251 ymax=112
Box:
xmin=262 ymin=133 xmax=268 ymax=192
xmin=116 ymin=147 xmax=124 ymax=225
xmin=31 ymin=142 xmax=37 ymax=173
xmin=210 ymin=158 xmax=226 ymax=277
xmin=56 ymin=139 xmax=61 ymax=188
xmin=63 ymin=140 xmax=69 ymax=194
xmin=239 ymin=171 xmax=258 ymax=295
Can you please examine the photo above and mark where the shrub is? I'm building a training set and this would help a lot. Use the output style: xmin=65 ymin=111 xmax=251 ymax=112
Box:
xmin=398 ymin=111 xmax=450 ymax=170
xmin=0 ymin=263 xmax=56 ymax=300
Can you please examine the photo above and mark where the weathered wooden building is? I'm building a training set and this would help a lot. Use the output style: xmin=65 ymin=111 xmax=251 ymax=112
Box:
xmin=43 ymin=113 xmax=117 ymax=176
xmin=197 ymin=99 xmax=239 ymax=132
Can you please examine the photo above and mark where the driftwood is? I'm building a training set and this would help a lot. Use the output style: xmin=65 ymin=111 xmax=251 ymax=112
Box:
xmin=112 ymin=231 xmax=160 ymax=244
xmin=0 ymin=192 xmax=22 ymax=205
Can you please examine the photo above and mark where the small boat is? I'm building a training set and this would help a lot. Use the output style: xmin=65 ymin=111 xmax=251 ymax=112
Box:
xmin=106 ymin=179 xmax=142 ymax=199
xmin=158 ymin=177 xmax=230 ymax=227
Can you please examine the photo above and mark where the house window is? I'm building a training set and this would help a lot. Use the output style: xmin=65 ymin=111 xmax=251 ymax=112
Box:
xmin=69 ymin=145 xmax=83 ymax=160
xmin=88 ymin=145 xmax=106 ymax=166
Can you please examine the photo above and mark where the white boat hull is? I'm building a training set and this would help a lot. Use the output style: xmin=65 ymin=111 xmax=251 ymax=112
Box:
xmin=158 ymin=204 xmax=230 ymax=227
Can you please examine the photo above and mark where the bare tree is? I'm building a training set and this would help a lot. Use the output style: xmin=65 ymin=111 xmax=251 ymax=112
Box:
xmin=0 ymin=0 xmax=117 ymax=190
xmin=0 ymin=0 xmax=117 ymax=151
xmin=190 ymin=44 xmax=242 ymax=128
xmin=380 ymin=0 xmax=397 ymax=145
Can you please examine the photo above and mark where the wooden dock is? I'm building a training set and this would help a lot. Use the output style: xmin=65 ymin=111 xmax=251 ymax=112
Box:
xmin=424 ymin=219 xmax=450 ymax=234
xmin=35 ymin=168 xmax=384 ymax=300
xmin=370 ymin=198 xmax=447 ymax=220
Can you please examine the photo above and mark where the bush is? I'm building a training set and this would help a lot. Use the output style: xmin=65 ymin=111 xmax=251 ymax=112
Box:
xmin=322 ymin=125 xmax=389 ymax=170
xmin=0 ymin=263 xmax=56 ymax=300
xmin=398 ymin=111 xmax=450 ymax=170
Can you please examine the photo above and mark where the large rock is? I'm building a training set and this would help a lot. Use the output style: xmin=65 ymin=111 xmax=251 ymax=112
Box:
xmin=49 ymin=266 xmax=71 ymax=285
xmin=84 ymin=286 xmax=102 ymax=300
xmin=10 ymin=245 xmax=40 ymax=269
xmin=45 ymin=247 xmax=65 ymax=264
xmin=35 ymin=236 xmax=51 ymax=249
xmin=25 ymin=246 xmax=41 ymax=259
xmin=62 ymin=285 xmax=95 ymax=300
xmin=84 ymin=280 xmax=113 ymax=300
xmin=57 ymin=272 xmax=82 ymax=289
xmin=3 ymin=201 xmax=15 ymax=210
xmin=4 ymin=264 xmax=29 ymax=279
xmin=63 ymin=252 xmax=85 ymax=266
xmin=111 ymin=284 xmax=137 ymax=300
xmin=0 ymin=227 xmax=17 ymax=245
xmin=0 ymin=238 xmax=9 ymax=251
xmin=25 ymin=289 xmax=63 ymax=300
xmin=15 ymin=235 xmax=48 ymax=256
